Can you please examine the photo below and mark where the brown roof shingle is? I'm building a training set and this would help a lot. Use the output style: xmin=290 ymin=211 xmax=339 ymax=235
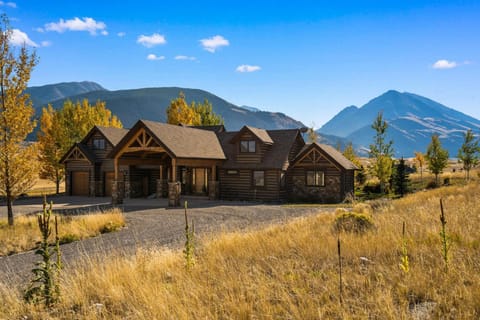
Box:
xmin=95 ymin=126 xmax=129 ymax=146
xmin=219 ymin=129 xmax=302 ymax=169
xmin=139 ymin=120 xmax=226 ymax=159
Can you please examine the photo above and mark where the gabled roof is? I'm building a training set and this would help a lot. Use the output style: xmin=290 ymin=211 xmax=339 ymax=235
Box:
xmin=293 ymin=142 xmax=358 ymax=170
xmin=110 ymin=120 xmax=226 ymax=160
xmin=179 ymin=124 xmax=226 ymax=133
xmin=59 ymin=143 xmax=95 ymax=164
xmin=96 ymin=126 xmax=129 ymax=146
xmin=229 ymin=125 xmax=274 ymax=145
xmin=219 ymin=129 xmax=303 ymax=169
xmin=80 ymin=125 xmax=129 ymax=147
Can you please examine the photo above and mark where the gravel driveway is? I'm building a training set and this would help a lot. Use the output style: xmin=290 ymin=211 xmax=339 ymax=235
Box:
xmin=0 ymin=198 xmax=328 ymax=287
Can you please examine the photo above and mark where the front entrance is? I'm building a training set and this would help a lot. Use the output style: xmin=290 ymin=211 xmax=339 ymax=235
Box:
xmin=180 ymin=167 xmax=209 ymax=196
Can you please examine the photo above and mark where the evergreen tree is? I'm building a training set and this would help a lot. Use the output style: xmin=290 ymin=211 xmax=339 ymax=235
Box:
xmin=0 ymin=15 xmax=39 ymax=225
xmin=392 ymin=157 xmax=410 ymax=197
xmin=426 ymin=135 xmax=449 ymax=185
xmin=457 ymin=129 xmax=480 ymax=181
xmin=369 ymin=112 xmax=394 ymax=193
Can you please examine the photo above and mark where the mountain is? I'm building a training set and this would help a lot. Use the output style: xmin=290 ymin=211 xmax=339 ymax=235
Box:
xmin=239 ymin=105 xmax=261 ymax=112
xmin=26 ymin=81 xmax=106 ymax=106
xmin=27 ymin=83 xmax=304 ymax=131
xmin=318 ymin=90 xmax=480 ymax=157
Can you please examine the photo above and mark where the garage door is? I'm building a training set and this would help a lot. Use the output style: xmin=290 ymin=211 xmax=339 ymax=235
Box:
xmin=105 ymin=172 xmax=114 ymax=197
xmin=72 ymin=171 xmax=89 ymax=196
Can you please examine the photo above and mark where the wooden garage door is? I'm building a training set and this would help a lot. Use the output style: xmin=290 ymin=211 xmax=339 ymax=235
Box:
xmin=105 ymin=172 xmax=114 ymax=197
xmin=72 ymin=171 xmax=89 ymax=196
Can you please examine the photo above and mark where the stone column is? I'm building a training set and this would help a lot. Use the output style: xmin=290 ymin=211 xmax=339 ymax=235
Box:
xmin=124 ymin=179 xmax=130 ymax=199
xmin=208 ymin=180 xmax=219 ymax=200
xmin=111 ymin=180 xmax=123 ymax=205
xmin=168 ymin=181 xmax=181 ymax=207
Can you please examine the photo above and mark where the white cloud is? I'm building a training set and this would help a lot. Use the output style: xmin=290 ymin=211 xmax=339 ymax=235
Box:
xmin=0 ymin=1 xmax=17 ymax=8
xmin=175 ymin=55 xmax=196 ymax=61
xmin=40 ymin=40 xmax=52 ymax=47
xmin=200 ymin=35 xmax=229 ymax=53
xmin=35 ymin=27 xmax=45 ymax=33
xmin=44 ymin=17 xmax=107 ymax=36
xmin=137 ymin=33 xmax=166 ymax=47
xmin=147 ymin=54 xmax=165 ymax=61
xmin=10 ymin=29 xmax=38 ymax=47
xmin=236 ymin=64 xmax=261 ymax=73
xmin=101 ymin=30 xmax=108 ymax=36
xmin=117 ymin=32 xmax=126 ymax=37
xmin=432 ymin=59 xmax=457 ymax=69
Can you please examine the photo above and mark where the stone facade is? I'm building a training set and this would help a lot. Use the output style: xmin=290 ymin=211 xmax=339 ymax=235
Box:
xmin=290 ymin=175 xmax=341 ymax=203
xmin=168 ymin=182 xmax=181 ymax=207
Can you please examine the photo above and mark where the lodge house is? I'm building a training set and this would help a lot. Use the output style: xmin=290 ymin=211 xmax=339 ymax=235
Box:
xmin=60 ymin=120 xmax=357 ymax=206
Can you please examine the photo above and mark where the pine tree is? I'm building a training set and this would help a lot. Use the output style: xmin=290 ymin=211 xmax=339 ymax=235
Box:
xmin=392 ymin=157 xmax=410 ymax=197
xmin=0 ymin=15 xmax=39 ymax=225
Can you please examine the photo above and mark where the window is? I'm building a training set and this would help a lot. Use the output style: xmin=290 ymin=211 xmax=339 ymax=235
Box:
xmin=240 ymin=140 xmax=256 ymax=153
xmin=93 ymin=138 xmax=105 ymax=150
xmin=253 ymin=170 xmax=265 ymax=187
xmin=306 ymin=170 xmax=325 ymax=186
xmin=227 ymin=170 xmax=239 ymax=175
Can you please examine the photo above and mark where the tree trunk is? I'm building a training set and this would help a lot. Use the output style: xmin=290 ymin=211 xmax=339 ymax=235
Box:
xmin=7 ymin=195 xmax=13 ymax=226
xmin=55 ymin=169 xmax=60 ymax=194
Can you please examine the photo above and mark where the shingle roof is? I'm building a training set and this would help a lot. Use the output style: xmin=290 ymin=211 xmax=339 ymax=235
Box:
xmin=230 ymin=126 xmax=274 ymax=144
xmin=112 ymin=120 xmax=226 ymax=160
xmin=295 ymin=142 xmax=358 ymax=170
xmin=96 ymin=126 xmax=129 ymax=146
xmin=179 ymin=124 xmax=226 ymax=133
xmin=219 ymin=129 xmax=302 ymax=169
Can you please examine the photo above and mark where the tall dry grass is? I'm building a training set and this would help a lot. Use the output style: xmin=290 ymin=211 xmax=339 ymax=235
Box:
xmin=0 ymin=208 xmax=125 ymax=255
xmin=1 ymin=184 xmax=479 ymax=319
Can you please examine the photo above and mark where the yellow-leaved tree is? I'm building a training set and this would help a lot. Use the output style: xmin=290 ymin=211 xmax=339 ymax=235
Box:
xmin=166 ymin=92 xmax=200 ymax=125
xmin=38 ymin=99 xmax=122 ymax=194
xmin=166 ymin=92 xmax=224 ymax=126
xmin=0 ymin=15 xmax=39 ymax=225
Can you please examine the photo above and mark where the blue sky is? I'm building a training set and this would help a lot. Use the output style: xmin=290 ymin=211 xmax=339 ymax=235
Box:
xmin=3 ymin=0 xmax=480 ymax=127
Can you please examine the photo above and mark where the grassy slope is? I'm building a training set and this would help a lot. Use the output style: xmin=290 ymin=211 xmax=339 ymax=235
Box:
xmin=2 ymin=183 xmax=479 ymax=319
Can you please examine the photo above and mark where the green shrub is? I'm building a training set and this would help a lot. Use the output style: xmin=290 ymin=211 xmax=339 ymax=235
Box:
xmin=333 ymin=211 xmax=375 ymax=234
xmin=100 ymin=221 xmax=122 ymax=234
xmin=59 ymin=233 xmax=80 ymax=244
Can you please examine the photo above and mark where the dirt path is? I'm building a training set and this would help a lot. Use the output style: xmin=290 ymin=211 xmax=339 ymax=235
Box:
xmin=0 ymin=203 xmax=328 ymax=287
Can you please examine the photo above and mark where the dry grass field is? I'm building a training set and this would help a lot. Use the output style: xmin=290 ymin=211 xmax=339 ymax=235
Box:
xmin=0 ymin=208 xmax=125 ymax=256
xmin=0 ymin=181 xmax=478 ymax=319
xmin=26 ymin=179 xmax=65 ymax=196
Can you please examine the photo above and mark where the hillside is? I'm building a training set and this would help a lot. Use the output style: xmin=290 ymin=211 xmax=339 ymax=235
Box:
xmin=318 ymin=90 xmax=480 ymax=156
xmin=27 ymin=82 xmax=304 ymax=131
xmin=26 ymin=81 xmax=106 ymax=106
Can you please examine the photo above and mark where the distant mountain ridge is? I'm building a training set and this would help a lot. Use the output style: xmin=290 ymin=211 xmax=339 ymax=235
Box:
xmin=26 ymin=81 xmax=106 ymax=106
xmin=318 ymin=90 xmax=480 ymax=157
xmin=26 ymin=82 xmax=304 ymax=132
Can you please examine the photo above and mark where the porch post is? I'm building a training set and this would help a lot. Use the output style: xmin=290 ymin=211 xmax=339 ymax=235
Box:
xmin=112 ymin=157 xmax=123 ymax=205
xmin=208 ymin=165 xmax=219 ymax=200
xmin=168 ymin=158 xmax=180 ymax=206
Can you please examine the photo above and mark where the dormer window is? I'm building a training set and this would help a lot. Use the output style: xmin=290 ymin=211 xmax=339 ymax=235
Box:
xmin=93 ymin=138 xmax=105 ymax=150
xmin=240 ymin=140 xmax=256 ymax=153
